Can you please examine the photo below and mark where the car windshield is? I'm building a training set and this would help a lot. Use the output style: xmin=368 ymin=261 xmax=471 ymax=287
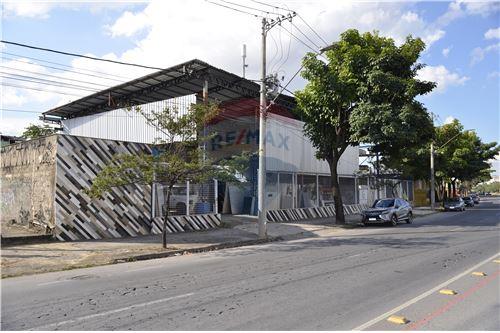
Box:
xmin=446 ymin=198 xmax=460 ymax=203
xmin=373 ymin=199 xmax=394 ymax=208
xmin=463 ymin=197 xmax=471 ymax=200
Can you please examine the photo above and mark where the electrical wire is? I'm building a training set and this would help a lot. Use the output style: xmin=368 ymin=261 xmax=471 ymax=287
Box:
xmin=297 ymin=13 xmax=328 ymax=47
xmin=1 ymin=74 xmax=101 ymax=92
xmin=277 ymin=24 xmax=319 ymax=54
xmin=0 ymin=40 xmax=164 ymax=70
xmin=2 ymin=82 xmax=85 ymax=97
xmin=218 ymin=0 xmax=271 ymax=15
xmin=249 ymin=0 xmax=294 ymax=13
xmin=1 ymin=51 xmax=136 ymax=81
xmin=291 ymin=21 xmax=321 ymax=50
xmin=205 ymin=0 xmax=265 ymax=18
xmin=1 ymin=55 xmax=128 ymax=83
xmin=0 ymin=65 xmax=112 ymax=89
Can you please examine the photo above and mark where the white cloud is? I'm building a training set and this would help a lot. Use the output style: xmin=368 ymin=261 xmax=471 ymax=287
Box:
xmin=106 ymin=10 xmax=151 ymax=37
xmin=470 ymin=43 xmax=500 ymax=65
xmin=487 ymin=71 xmax=500 ymax=79
xmin=418 ymin=65 xmax=469 ymax=94
xmin=485 ymin=27 xmax=500 ymax=39
xmin=442 ymin=46 xmax=452 ymax=57
xmin=3 ymin=2 xmax=54 ymax=19
xmin=437 ymin=1 xmax=500 ymax=26
xmin=444 ymin=116 xmax=456 ymax=124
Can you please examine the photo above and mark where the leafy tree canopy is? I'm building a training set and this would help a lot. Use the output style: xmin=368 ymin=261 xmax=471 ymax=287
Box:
xmin=21 ymin=124 xmax=58 ymax=140
xmin=295 ymin=29 xmax=435 ymax=223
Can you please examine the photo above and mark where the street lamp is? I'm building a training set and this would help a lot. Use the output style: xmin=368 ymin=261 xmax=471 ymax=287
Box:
xmin=430 ymin=129 xmax=475 ymax=210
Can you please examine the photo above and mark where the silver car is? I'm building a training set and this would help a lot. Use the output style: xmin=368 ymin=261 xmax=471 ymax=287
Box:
xmin=443 ymin=197 xmax=465 ymax=211
xmin=361 ymin=198 xmax=413 ymax=226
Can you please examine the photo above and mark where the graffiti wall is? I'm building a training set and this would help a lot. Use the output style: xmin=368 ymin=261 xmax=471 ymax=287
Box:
xmin=1 ymin=135 xmax=58 ymax=235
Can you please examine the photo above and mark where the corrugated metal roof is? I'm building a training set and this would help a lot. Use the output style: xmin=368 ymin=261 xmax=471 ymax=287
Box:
xmin=42 ymin=59 xmax=296 ymax=119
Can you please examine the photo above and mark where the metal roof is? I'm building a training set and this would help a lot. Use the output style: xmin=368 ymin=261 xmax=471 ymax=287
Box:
xmin=42 ymin=59 xmax=296 ymax=120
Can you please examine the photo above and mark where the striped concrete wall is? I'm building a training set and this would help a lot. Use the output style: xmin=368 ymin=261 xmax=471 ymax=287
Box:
xmin=151 ymin=214 xmax=221 ymax=234
xmin=54 ymin=135 xmax=154 ymax=241
xmin=267 ymin=203 xmax=369 ymax=223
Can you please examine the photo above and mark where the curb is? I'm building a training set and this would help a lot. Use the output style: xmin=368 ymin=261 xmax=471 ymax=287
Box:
xmin=112 ymin=236 xmax=283 ymax=264
xmin=1 ymin=234 xmax=55 ymax=247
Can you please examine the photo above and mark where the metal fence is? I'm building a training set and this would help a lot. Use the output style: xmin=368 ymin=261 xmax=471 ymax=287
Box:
xmin=152 ymin=180 xmax=217 ymax=218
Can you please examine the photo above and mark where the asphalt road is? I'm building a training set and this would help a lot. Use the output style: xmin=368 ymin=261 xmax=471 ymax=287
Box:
xmin=2 ymin=197 xmax=499 ymax=331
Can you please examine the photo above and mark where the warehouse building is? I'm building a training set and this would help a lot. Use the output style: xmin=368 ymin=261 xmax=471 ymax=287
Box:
xmin=2 ymin=59 xmax=361 ymax=240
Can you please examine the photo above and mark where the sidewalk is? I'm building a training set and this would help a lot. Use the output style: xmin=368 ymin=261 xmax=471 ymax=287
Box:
xmin=1 ymin=216 xmax=349 ymax=278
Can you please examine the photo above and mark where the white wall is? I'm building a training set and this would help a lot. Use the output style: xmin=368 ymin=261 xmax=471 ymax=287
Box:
xmin=207 ymin=113 xmax=359 ymax=176
xmin=61 ymin=95 xmax=196 ymax=144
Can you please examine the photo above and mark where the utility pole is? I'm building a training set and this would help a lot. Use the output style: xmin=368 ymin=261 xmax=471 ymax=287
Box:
xmin=257 ymin=13 xmax=296 ymax=239
xmin=430 ymin=142 xmax=435 ymax=210
xmin=257 ymin=18 xmax=267 ymax=239
xmin=242 ymin=44 xmax=248 ymax=78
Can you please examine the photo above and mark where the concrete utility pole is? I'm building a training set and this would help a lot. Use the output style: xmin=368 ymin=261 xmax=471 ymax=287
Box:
xmin=257 ymin=18 xmax=268 ymax=239
xmin=430 ymin=142 xmax=435 ymax=210
xmin=242 ymin=44 xmax=248 ymax=78
xmin=257 ymin=13 xmax=296 ymax=239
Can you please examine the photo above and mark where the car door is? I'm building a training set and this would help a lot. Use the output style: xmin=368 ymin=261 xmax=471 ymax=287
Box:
xmin=395 ymin=199 xmax=405 ymax=219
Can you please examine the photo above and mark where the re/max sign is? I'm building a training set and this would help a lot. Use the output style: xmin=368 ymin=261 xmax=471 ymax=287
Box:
xmin=211 ymin=129 xmax=289 ymax=151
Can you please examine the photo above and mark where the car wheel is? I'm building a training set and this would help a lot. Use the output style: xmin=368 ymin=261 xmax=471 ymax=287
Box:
xmin=391 ymin=214 xmax=398 ymax=226
xmin=406 ymin=212 xmax=413 ymax=224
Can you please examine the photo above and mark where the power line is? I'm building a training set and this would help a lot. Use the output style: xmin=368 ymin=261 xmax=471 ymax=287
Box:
xmin=2 ymin=82 xmax=85 ymax=97
xmin=1 ymin=40 xmax=164 ymax=70
xmin=297 ymin=13 xmax=328 ymax=46
xmin=249 ymin=0 xmax=294 ymax=13
xmin=1 ymin=55 xmax=128 ymax=83
xmin=205 ymin=0 xmax=264 ymax=17
xmin=0 ymin=65 xmax=112 ymax=89
xmin=291 ymin=21 xmax=321 ymax=50
xmin=218 ymin=0 xmax=271 ymax=14
xmin=278 ymin=24 xmax=319 ymax=54
xmin=1 ymin=51 xmax=136 ymax=81
xmin=1 ymin=74 xmax=101 ymax=92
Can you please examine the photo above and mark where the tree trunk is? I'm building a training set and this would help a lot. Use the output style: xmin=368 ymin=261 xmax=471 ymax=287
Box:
xmin=447 ymin=182 xmax=452 ymax=199
xmin=452 ymin=180 xmax=456 ymax=197
xmin=329 ymin=157 xmax=345 ymax=224
xmin=163 ymin=187 xmax=172 ymax=248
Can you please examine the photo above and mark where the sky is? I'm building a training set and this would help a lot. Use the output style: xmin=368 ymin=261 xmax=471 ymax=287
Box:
xmin=1 ymin=0 xmax=499 ymax=173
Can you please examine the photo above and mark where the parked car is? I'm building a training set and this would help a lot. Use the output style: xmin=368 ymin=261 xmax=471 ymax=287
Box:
xmin=462 ymin=196 xmax=475 ymax=207
xmin=470 ymin=193 xmax=480 ymax=204
xmin=485 ymin=192 xmax=491 ymax=196
xmin=361 ymin=198 xmax=413 ymax=226
xmin=443 ymin=197 xmax=465 ymax=211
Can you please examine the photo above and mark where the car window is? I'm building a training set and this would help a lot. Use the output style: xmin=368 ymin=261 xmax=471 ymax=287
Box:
xmin=373 ymin=199 xmax=394 ymax=208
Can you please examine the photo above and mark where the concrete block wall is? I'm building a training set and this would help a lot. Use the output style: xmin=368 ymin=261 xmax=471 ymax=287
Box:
xmin=1 ymin=136 xmax=58 ymax=235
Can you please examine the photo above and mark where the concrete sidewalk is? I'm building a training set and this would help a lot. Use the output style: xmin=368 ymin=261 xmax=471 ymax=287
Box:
xmin=0 ymin=209 xmax=438 ymax=278
xmin=1 ymin=216 xmax=349 ymax=278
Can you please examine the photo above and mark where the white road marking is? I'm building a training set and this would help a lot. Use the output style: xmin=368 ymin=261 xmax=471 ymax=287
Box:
xmin=37 ymin=280 xmax=70 ymax=286
xmin=29 ymin=292 xmax=194 ymax=330
xmin=450 ymin=227 xmax=464 ymax=232
xmin=352 ymin=252 xmax=500 ymax=331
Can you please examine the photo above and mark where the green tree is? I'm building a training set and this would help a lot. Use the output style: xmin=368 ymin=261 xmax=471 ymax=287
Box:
xmin=295 ymin=29 xmax=435 ymax=224
xmin=87 ymin=103 xmax=249 ymax=247
xmin=383 ymin=119 xmax=499 ymax=198
xmin=21 ymin=124 xmax=58 ymax=139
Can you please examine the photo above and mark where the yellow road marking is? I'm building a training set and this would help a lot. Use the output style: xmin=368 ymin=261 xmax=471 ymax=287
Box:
xmin=387 ymin=315 xmax=409 ymax=325
xmin=439 ymin=289 xmax=457 ymax=295
xmin=471 ymin=271 xmax=487 ymax=276
xmin=493 ymin=259 xmax=500 ymax=264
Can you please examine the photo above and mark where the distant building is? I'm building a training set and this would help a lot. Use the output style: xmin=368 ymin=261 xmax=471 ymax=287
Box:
xmin=1 ymin=135 xmax=24 ymax=147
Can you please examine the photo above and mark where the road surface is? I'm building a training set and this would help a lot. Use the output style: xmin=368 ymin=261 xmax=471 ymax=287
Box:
xmin=2 ymin=197 xmax=499 ymax=330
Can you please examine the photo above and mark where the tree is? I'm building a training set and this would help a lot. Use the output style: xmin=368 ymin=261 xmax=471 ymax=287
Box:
xmin=21 ymin=124 xmax=58 ymax=139
xmin=87 ymin=103 xmax=249 ymax=248
xmin=295 ymin=29 xmax=435 ymax=224
xmin=383 ymin=119 xmax=499 ymax=198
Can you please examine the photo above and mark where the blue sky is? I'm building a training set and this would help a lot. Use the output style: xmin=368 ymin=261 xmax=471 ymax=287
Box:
xmin=1 ymin=0 xmax=499 ymax=172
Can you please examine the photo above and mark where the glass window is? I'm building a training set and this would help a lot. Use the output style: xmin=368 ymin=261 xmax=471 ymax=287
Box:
xmin=373 ymin=198 xmax=395 ymax=208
